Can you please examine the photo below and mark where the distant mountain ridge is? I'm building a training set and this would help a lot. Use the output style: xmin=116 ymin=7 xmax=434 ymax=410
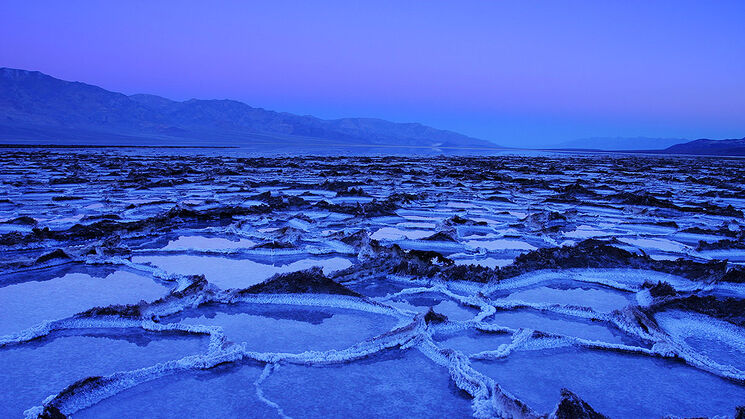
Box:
xmin=0 ymin=67 xmax=498 ymax=148
xmin=663 ymin=137 xmax=745 ymax=156
xmin=555 ymin=136 xmax=685 ymax=151
xmin=552 ymin=136 xmax=745 ymax=156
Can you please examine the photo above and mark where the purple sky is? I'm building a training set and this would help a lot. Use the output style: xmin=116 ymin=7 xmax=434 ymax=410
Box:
xmin=2 ymin=1 xmax=743 ymax=147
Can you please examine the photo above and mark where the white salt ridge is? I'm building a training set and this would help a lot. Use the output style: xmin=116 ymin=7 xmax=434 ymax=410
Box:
xmin=396 ymin=209 xmax=454 ymax=219
xmin=499 ymin=286 xmax=630 ymax=313
xmin=328 ymin=196 xmax=375 ymax=204
xmin=394 ymin=239 xmax=465 ymax=252
xmin=231 ymin=294 xmax=407 ymax=323
xmin=487 ymin=309 xmax=629 ymax=345
xmin=460 ymin=233 xmax=499 ymax=240
xmin=656 ymin=310 xmax=745 ymax=369
xmin=446 ymin=201 xmax=483 ymax=209
xmin=131 ymin=254 xmax=352 ymax=290
xmin=508 ymin=211 xmax=527 ymax=219
xmin=397 ymin=214 xmax=443 ymax=222
xmin=370 ymin=227 xmax=432 ymax=241
xmin=254 ymin=364 xmax=291 ymax=419
xmin=490 ymin=299 xmax=608 ymax=322
xmin=245 ymin=247 xmax=313 ymax=256
xmin=617 ymin=223 xmax=678 ymax=235
xmin=287 ymin=217 xmax=312 ymax=231
xmin=456 ymin=224 xmax=498 ymax=236
xmin=453 ymin=257 xmax=514 ymax=269
xmin=563 ymin=225 xmax=613 ymax=239
xmin=487 ymin=269 xmax=700 ymax=294
xmin=161 ymin=236 xmax=257 ymax=251
xmin=619 ymin=237 xmax=691 ymax=254
xmin=305 ymin=238 xmax=356 ymax=255
xmin=396 ymin=221 xmax=437 ymax=229
xmin=416 ymin=336 xmax=538 ymax=418
xmin=465 ymin=239 xmax=537 ymax=252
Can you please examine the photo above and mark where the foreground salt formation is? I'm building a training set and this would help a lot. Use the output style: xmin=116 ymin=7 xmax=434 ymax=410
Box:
xmin=1 ymin=150 xmax=744 ymax=418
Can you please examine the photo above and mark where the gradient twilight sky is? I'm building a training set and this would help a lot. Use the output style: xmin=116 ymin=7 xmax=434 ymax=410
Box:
xmin=1 ymin=1 xmax=744 ymax=147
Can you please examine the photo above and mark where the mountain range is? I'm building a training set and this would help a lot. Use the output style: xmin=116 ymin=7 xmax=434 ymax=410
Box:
xmin=1 ymin=67 xmax=741 ymax=155
xmin=662 ymin=137 xmax=745 ymax=156
xmin=554 ymin=137 xmax=686 ymax=151
xmin=552 ymin=136 xmax=745 ymax=156
xmin=0 ymin=67 xmax=497 ymax=148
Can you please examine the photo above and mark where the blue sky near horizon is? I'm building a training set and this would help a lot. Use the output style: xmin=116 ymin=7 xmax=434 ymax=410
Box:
xmin=1 ymin=1 xmax=743 ymax=147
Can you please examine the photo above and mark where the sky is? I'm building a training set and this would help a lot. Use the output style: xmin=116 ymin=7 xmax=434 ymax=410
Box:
xmin=1 ymin=1 xmax=743 ymax=147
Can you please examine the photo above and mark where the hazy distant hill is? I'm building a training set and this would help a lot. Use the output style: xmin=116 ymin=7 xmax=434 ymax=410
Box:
xmin=555 ymin=137 xmax=685 ymax=151
xmin=0 ymin=67 xmax=498 ymax=148
xmin=663 ymin=137 xmax=745 ymax=156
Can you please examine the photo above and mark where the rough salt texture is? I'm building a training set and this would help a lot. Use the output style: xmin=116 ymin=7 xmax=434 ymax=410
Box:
xmin=0 ymin=151 xmax=743 ymax=418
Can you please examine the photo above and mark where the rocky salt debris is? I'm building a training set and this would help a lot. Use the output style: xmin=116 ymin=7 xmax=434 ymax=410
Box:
xmin=0 ymin=204 xmax=272 ymax=247
xmin=1 ymin=215 xmax=37 ymax=225
xmin=0 ymin=248 xmax=77 ymax=273
xmin=424 ymin=308 xmax=448 ymax=324
xmin=682 ymin=224 xmax=741 ymax=238
xmin=39 ymin=405 xmax=66 ymax=419
xmin=406 ymin=250 xmax=455 ymax=266
xmin=444 ymin=215 xmax=488 ymax=226
xmin=335 ymin=187 xmax=372 ymax=197
xmin=522 ymin=211 xmax=574 ymax=233
xmin=337 ymin=229 xmax=372 ymax=247
xmin=389 ymin=249 xmax=459 ymax=279
xmin=609 ymin=191 xmax=681 ymax=210
xmin=239 ymin=267 xmax=361 ymax=297
xmin=48 ymin=176 xmax=90 ymax=185
xmin=345 ymin=240 xmax=498 ymax=282
xmin=252 ymin=240 xmax=296 ymax=249
xmin=551 ymin=389 xmax=609 ymax=419
xmin=315 ymin=193 xmax=420 ymax=218
xmin=319 ymin=180 xmax=365 ymax=193
xmin=608 ymin=191 xmax=745 ymax=218
xmin=251 ymin=191 xmax=310 ymax=210
xmin=697 ymin=238 xmax=745 ymax=251
xmin=350 ymin=237 xmax=742 ymax=286
xmin=643 ymin=281 xmax=677 ymax=298
xmin=687 ymin=201 xmax=744 ymax=218
xmin=554 ymin=181 xmax=599 ymax=198
xmin=34 ymin=249 xmax=71 ymax=264
xmin=38 ymin=375 xmax=112 ymax=418
xmin=422 ymin=231 xmax=459 ymax=242
xmin=261 ymin=225 xmax=307 ymax=244
xmin=438 ymin=263 xmax=499 ymax=283
xmin=80 ymin=214 xmax=122 ymax=222
xmin=85 ymin=235 xmax=131 ymax=257
xmin=78 ymin=303 xmax=145 ymax=320
xmin=721 ymin=267 xmax=745 ymax=283
xmin=497 ymin=239 xmax=738 ymax=283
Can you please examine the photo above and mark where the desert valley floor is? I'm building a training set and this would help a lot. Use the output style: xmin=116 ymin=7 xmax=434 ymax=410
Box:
xmin=1 ymin=149 xmax=745 ymax=418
